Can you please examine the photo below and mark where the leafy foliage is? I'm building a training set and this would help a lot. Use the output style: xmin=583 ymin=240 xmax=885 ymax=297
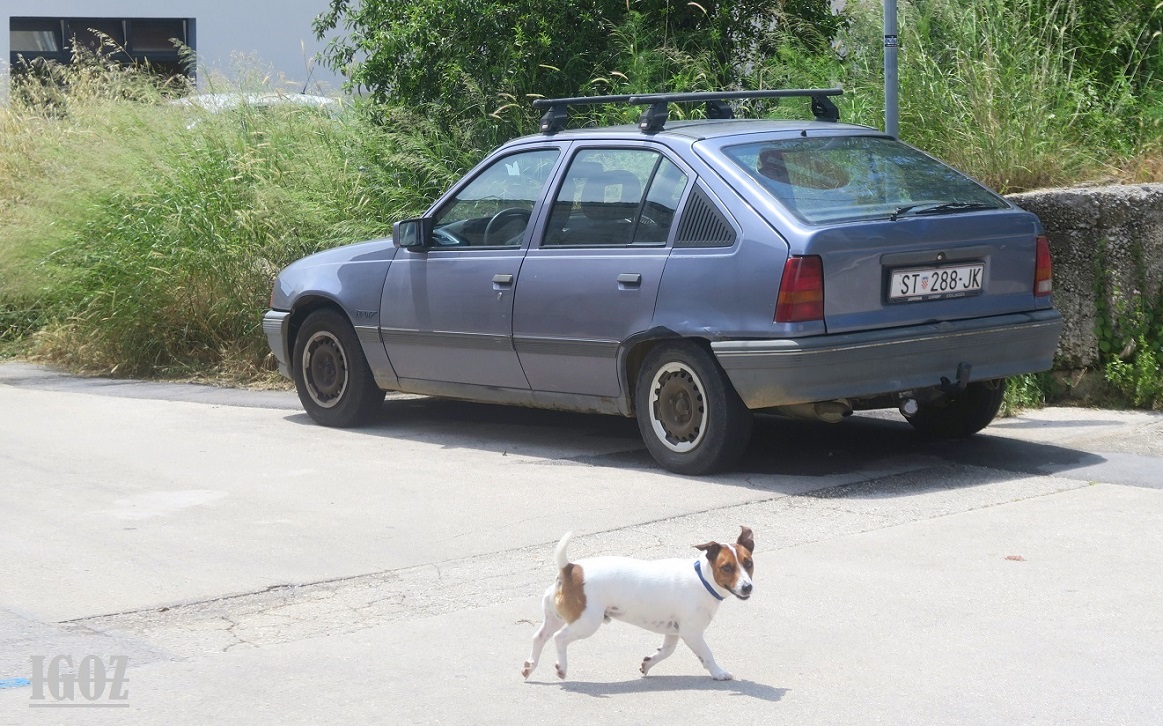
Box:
xmin=313 ymin=0 xmax=842 ymax=133
xmin=1094 ymin=240 xmax=1163 ymax=409
xmin=1001 ymin=372 xmax=1059 ymax=415
xmin=1026 ymin=0 xmax=1163 ymax=94
xmin=820 ymin=0 xmax=1161 ymax=192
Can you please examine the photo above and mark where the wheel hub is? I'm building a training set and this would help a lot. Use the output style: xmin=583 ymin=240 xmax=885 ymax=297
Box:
xmin=651 ymin=365 xmax=706 ymax=451
xmin=303 ymin=332 xmax=348 ymax=408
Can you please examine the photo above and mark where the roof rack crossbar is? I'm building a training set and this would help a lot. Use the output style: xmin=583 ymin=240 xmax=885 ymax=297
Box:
xmin=533 ymin=94 xmax=637 ymax=134
xmin=532 ymin=88 xmax=843 ymax=134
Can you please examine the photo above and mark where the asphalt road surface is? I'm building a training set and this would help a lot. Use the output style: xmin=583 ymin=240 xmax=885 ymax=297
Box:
xmin=1 ymin=361 xmax=1161 ymax=725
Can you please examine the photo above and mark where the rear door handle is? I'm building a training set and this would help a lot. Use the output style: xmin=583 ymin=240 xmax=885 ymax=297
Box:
xmin=492 ymin=274 xmax=514 ymax=286
xmin=617 ymin=273 xmax=642 ymax=287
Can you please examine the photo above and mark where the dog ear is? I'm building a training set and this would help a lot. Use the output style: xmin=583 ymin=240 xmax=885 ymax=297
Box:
xmin=737 ymin=526 xmax=755 ymax=553
xmin=694 ymin=541 xmax=722 ymax=560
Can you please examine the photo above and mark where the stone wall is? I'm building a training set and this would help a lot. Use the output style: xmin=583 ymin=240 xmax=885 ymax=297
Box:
xmin=1007 ymin=183 xmax=1163 ymax=369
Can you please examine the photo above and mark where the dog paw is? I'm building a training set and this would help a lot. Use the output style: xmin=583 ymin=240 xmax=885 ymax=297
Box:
xmin=521 ymin=661 xmax=534 ymax=679
xmin=640 ymin=658 xmax=653 ymax=676
xmin=555 ymin=663 xmax=566 ymax=680
xmin=711 ymin=670 xmax=734 ymax=681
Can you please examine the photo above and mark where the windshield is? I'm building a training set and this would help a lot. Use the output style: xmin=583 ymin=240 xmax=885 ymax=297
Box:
xmin=720 ymin=136 xmax=1007 ymax=224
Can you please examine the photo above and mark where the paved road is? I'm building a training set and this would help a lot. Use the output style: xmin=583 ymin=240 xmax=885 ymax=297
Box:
xmin=1 ymin=361 xmax=1160 ymax=724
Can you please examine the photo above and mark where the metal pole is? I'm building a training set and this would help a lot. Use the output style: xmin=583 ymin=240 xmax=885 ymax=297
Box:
xmin=884 ymin=0 xmax=899 ymax=137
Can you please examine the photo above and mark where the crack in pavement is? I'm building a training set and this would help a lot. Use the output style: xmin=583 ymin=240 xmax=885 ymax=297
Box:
xmin=61 ymin=464 xmax=1089 ymax=661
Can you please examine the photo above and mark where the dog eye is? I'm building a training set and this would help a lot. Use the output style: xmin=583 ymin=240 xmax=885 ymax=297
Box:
xmin=742 ymin=559 xmax=753 ymax=571
xmin=720 ymin=564 xmax=735 ymax=574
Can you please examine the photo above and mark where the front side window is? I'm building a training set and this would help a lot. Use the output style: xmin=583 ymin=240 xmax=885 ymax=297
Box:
xmin=544 ymin=149 xmax=688 ymax=247
xmin=721 ymin=136 xmax=1006 ymax=224
xmin=432 ymin=148 xmax=559 ymax=247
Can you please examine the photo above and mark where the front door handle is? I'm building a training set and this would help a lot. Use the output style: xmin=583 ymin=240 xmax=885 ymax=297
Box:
xmin=492 ymin=274 xmax=514 ymax=286
xmin=617 ymin=273 xmax=642 ymax=287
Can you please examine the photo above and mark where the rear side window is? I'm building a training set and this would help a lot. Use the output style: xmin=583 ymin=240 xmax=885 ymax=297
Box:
xmin=675 ymin=187 xmax=736 ymax=248
xmin=721 ymin=136 xmax=1006 ymax=224
xmin=543 ymin=149 xmax=688 ymax=247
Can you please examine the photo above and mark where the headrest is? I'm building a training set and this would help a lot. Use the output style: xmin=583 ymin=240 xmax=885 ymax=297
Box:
xmin=580 ymin=170 xmax=642 ymax=221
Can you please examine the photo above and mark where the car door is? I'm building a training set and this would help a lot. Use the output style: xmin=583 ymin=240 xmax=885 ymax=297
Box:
xmin=513 ymin=147 xmax=689 ymax=397
xmin=379 ymin=147 xmax=561 ymax=389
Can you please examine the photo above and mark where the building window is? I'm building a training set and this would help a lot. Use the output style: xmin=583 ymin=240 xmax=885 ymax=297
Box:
xmin=63 ymin=18 xmax=126 ymax=52
xmin=130 ymin=19 xmax=186 ymax=53
xmin=10 ymin=18 xmax=60 ymax=52
xmin=9 ymin=17 xmax=195 ymax=80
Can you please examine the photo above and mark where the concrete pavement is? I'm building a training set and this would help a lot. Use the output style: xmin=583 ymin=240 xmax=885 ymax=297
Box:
xmin=1 ymin=361 xmax=1161 ymax=724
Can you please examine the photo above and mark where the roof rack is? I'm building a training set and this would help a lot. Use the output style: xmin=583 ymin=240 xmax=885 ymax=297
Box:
xmin=531 ymin=88 xmax=843 ymax=135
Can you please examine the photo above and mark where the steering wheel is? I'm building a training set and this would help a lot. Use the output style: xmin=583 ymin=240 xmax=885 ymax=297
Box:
xmin=482 ymin=207 xmax=532 ymax=246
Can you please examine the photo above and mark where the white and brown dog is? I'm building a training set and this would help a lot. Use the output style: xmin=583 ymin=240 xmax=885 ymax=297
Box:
xmin=521 ymin=526 xmax=754 ymax=681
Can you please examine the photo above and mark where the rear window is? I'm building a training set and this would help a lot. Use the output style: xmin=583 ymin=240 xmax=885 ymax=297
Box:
xmin=721 ymin=136 xmax=1007 ymax=224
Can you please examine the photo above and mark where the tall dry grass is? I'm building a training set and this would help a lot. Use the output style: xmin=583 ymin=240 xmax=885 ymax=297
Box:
xmin=0 ymin=56 xmax=464 ymax=379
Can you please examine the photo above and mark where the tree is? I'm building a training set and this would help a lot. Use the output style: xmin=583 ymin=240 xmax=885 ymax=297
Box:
xmin=313 ymin=0 xmax=843 ymax=128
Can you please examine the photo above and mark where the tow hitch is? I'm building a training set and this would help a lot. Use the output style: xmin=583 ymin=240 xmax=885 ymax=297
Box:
xmin=940 ymin=362 xmax=972 ymax=396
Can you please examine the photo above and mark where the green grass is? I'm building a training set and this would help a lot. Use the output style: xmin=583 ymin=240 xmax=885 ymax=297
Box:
xmin=742 ymin=0 xmax=1162 ymax=193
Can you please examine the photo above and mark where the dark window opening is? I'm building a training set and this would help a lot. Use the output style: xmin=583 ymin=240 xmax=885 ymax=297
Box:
xmin=130 ymin=19 xmax=187 ymax=53
xmin=64 ymin=18 xmax=126 ymax=52
xmin=9 ymin=16 xmax=195 ymax=82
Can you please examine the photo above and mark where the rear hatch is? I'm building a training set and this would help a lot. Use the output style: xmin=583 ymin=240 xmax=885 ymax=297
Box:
xmin=707 ymin=132 xmax=1047 ymax=334
xmin=806 ymin=210 xmax=1043 ymax=334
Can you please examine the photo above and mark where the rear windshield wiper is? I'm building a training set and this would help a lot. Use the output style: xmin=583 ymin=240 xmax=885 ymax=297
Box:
xmin=888 ymin=205 xmax=916 ymax=221
xmin=910 ymin=201 xmax=999 ymax=216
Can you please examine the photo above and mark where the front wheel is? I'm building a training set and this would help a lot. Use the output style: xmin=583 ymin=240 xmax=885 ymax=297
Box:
xmin=635 ymin=342 xmax=753 ymax=475
xmin=906 ymin=378 xmax=1006 ymax=439
xmin=292 ymin=308 xmax=385 ymax=427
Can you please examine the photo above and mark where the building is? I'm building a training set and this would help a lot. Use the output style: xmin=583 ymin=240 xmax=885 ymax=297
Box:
xmin=2 ymin=0 xmax=344 ymax=97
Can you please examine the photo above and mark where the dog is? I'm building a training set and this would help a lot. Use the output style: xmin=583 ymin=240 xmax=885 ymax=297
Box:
xmin=521 ymin=526 xmax=754 ymax=681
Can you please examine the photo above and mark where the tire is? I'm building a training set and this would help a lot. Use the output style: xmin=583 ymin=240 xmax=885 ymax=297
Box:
xmin=634 ymin=342 xmax=753 ymax=475
xmin=906 ymin=378 xmax=1006 ymax=439
xmin=292 ymin=308 xmax=386 ymax=427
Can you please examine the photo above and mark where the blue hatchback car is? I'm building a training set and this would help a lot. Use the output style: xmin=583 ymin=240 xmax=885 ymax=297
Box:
xmin=264 ymin=89 xmax=1063 ymax=474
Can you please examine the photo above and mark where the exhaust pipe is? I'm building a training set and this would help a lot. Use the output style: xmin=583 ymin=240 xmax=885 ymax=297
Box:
xmin=775 ymin=400 xmax=852 ymax=424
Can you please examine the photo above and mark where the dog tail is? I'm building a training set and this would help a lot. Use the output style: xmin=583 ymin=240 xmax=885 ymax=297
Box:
xmin=555 ymin=531 xmax=573 ymax=571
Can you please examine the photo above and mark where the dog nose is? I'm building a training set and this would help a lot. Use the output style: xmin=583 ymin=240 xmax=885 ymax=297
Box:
xmin=741 ymin=582 xmax=753 ymax=595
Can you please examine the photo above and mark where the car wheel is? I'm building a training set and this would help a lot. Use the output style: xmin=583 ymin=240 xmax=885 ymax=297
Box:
xmin=635 ymin=342 xmax=753 ymax=475
xmin=292 ymin=308 xmax=385 ymax=427
xmin=906 ymin=378 xmax=1006 ymax=439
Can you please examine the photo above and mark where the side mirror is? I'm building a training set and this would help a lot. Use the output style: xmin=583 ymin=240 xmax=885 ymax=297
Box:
xmin=393 ymin=217 xmax=433 ymax=249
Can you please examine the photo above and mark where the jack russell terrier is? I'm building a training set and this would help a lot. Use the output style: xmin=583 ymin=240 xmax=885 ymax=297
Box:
xmin=522 ymin=526 xmax=754 ymax=681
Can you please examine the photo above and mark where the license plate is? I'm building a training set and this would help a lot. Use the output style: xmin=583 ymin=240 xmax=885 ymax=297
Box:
xmin=889 ymin=263 xmax=984 ymax=301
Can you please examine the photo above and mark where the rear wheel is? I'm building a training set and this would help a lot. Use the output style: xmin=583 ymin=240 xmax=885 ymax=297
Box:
xmin=292 ymin=308 xmax=385 ymax=427
xmin=635 ymin=342 xmax=753 ymax=475
xmin=906 ymin=378 xmax=1006 ymax=438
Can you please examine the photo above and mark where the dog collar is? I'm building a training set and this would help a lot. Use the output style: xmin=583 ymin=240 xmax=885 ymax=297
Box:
xmin=694 ymin=560 xmax=726 ymax=601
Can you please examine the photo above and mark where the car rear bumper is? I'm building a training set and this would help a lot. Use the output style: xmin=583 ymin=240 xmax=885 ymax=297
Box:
xmin=262 ymin=310 xmax=293 ymax=379
xmin=711 ymin=310 xmax=1064 ymax=409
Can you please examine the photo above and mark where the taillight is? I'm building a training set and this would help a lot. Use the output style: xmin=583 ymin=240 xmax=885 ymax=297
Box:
xmin=775 ymin=255 xmax=824 ymax=323
xmin=1034 ymin=235 xmax=1053 ymax=297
